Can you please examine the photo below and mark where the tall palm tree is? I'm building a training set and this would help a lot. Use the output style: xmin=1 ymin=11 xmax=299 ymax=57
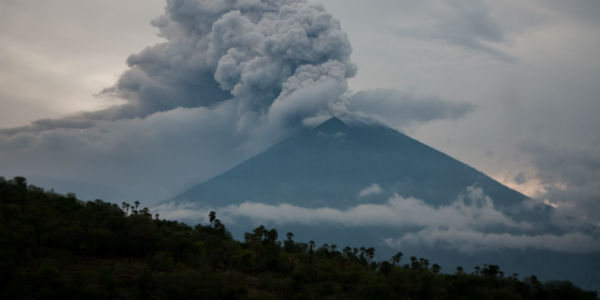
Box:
xmin=431 ymin=264 xmax=441 ymax=274
xmin=392 ymin=252 xmax=403 ymax=266
xmin=209 ymin=211 xmax=216 ymax=226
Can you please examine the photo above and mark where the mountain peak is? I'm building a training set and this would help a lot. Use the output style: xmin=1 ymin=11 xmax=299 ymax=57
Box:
xmin=169 ymin=114 xmax=527 ymax=209
xmin=313 ymin=117 xmax=349 ymax=132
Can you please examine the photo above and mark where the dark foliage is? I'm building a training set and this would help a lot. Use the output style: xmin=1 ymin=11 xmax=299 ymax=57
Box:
xmin=0 ymin=177 xmax=597 ymax=299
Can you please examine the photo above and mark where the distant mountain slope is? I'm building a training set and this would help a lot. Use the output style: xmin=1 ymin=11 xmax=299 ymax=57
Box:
xmin=169 ymin=117 xmax=527 ymax=210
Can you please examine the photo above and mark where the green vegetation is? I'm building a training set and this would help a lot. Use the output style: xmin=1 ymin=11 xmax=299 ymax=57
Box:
xmin=1 ymin=176 xmax=597 ymax=299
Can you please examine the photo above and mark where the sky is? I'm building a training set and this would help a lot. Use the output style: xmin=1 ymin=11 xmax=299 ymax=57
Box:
xmin=0 ymin=0 xmax=599 ymax=230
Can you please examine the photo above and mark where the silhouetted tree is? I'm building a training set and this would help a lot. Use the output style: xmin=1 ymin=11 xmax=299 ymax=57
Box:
xmin=209 ymin=211 xmax=216 ymax=226
xmin=392 ymin=251 xmax=403 ymax=266
xmin=410 ymin=256 xmax=418 ymax=269
xmin=431 ymin=264 xmax=441 ymax=274
xmin=379 ymin=261 xmax=393 ymax=276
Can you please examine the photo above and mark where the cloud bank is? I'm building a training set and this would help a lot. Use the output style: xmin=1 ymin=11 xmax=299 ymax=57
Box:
xmin=385 ymin=228 xmax=600 ymax=254
xmin=156 ymin=186 xmax=530 ymax=230
xmin=154 ymin=186 xmax=600 ymax=253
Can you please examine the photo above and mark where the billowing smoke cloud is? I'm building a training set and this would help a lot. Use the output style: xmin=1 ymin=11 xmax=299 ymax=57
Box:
xmin=346 ymin=89 xmax=475 ymax=129
xmin=0 ymin=0 xmax=478 ymax=204
xmin=0 ymin=0 xmax=357 ymax=201
xmin=4 ymin=0 xmax=356 ymax=134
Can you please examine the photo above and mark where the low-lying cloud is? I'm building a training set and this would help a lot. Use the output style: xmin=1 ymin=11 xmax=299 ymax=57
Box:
xmin=385 ymin=228 xmax=600 ymax=254
xmin=155 ymin=186 xmax=599 ymax=254
xmin=157 ymin=186 xmax=530 ymax=230
xmin=358 ymin=183 xmax=383 ymax=197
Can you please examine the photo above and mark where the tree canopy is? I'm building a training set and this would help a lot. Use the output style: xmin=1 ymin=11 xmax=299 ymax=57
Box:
xmin=0 ymin=176 xmax=597 ymax=299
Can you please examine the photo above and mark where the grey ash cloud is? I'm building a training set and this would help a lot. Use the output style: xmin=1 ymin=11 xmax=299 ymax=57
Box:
xmin=3 ymin=0 xmax=356 ymax=134
xmin=0 ymin=0 xmax=358 ymax=201
xmin=346 ymin=89 xmax=475 ymax=128
xmin=0 ymin=0 xmax=474 ymax=206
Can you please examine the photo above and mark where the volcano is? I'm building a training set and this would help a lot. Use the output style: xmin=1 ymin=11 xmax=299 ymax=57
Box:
xmin=169 ymin=117 xmax=528 ymax=211
xmin=160 ymin=117 xmax=598 ymax=291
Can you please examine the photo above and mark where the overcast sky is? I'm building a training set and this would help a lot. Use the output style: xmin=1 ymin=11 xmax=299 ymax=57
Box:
xmin=0 ymin=0 xmax=598 ymax=228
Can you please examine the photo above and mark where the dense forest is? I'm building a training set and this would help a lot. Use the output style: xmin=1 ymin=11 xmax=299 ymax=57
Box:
xmin=0 ymin=176 xmax=597 ymax=299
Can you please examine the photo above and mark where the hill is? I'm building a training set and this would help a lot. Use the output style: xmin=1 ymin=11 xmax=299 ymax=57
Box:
xmin=1 ymin=177 xmax=597 ymax=299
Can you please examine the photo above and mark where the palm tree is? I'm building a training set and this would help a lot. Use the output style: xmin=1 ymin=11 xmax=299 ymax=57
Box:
xmin=122 ymin=202 xmax=130 ymax=215
xmin=308 ymin=240 xmax=315 ymax=253
xmin=366 ymin=247 xmax=375 ymax=263
xmin=213 ymin=219 xmax=222 ymax=229
xmin=419 ymin=258 xmax=429 ymax=269
xmin=209 ymin=211 xmax=216 ymax=226
xmin=265 ymin=229 xmax=278 ymax=242
xmin=431 ymin=263 xmax=441 ymax=274
xmin=343 ymin=246 xmax=353 ymax=258
xmin=410 ymin=256 xmax=418 ymax=269
xmin=133 ymin=201 xmax=140 ymax=214
xmin=392 ymin=251 xmax=403 ymax=266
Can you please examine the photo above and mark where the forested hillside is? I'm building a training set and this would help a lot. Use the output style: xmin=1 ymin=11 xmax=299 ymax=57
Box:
xmin=0 ymin=176 xmax=596 ymax=299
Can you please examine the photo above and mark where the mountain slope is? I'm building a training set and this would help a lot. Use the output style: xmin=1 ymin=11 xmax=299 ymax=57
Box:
xmin=162 ymin=117 xmax=599 ymax=291
xmin=170 ymin=117 xmax=527 ymax=210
